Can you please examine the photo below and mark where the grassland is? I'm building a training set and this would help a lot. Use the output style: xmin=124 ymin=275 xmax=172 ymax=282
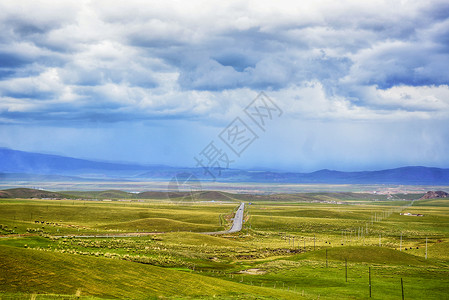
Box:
xmin=0 ymin=189 xmax=448 ymax=299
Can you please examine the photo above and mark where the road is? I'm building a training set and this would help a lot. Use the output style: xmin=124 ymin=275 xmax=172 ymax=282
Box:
xmin=227 ymin=202 xmax=245 ymax=233
xmin=202 ymin=202 xmax=245 ymax=235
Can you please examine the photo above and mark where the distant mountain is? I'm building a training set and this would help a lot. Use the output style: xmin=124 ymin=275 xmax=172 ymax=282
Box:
xmin=0 ymin=172 xmax=103 ymax=182
xmin=0 ymin=147 xmax=165 ymax=178
xmin=269 ymin=166 xmax=449 ymax=185
xmin=1 ymin=148 xmax=449 ymax=185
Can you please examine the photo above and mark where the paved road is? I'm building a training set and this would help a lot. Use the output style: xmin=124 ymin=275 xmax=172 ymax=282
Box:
xmin=227 ymin=202 xmax=245 ymax=233
xmin=202 ymin=202 xmax=245 ymax=235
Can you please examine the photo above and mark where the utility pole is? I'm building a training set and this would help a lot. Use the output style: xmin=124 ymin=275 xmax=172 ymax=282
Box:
xmin=425 ymin=237 xmax=428 ymax=259
xmin=369 ymin=267 xmax=372 ymax=298
xmin=345 ymin=258 xmax=348 ymax=282
xmin=326 ymin=249 xmax=328 ymax=268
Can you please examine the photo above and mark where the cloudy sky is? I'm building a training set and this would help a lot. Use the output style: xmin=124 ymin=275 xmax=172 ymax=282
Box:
xmin=1 ymin=0 xmax=449 ymax=172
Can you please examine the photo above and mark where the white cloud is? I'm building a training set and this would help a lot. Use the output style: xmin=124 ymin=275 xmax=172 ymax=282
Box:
xmin=0 ymin=0 xmax=448 ymax=125
xmin=368 ymin=85 xmax=449 ymax=112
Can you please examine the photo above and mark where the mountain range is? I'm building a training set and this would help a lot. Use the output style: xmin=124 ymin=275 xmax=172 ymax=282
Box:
xmin=1 ymin=147 xmax=449 ymax=185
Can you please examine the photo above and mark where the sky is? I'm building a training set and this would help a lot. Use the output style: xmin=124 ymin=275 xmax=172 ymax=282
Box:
xmin=1 ymin=0 xmax=449 ymax=172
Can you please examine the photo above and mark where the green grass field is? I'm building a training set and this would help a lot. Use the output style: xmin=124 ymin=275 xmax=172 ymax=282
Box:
xmin=0 ymin=189 xmax=448 ymax=299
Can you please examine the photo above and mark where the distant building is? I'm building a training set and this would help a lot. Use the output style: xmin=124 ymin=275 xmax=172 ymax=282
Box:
xmin=400 ymin=212 xmax=424 ymax=217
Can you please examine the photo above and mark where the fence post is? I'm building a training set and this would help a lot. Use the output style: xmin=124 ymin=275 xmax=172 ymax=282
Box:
xmin=401 ymin=278 xmax=404 ymax=300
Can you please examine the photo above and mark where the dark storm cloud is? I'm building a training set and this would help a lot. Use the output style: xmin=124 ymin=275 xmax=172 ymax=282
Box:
xmin=0 ymin=52 xmax=31 ymax=68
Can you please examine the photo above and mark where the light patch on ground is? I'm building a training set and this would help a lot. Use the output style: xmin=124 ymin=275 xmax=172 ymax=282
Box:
xmin=238 ymin=268 xmax=266 ymax=275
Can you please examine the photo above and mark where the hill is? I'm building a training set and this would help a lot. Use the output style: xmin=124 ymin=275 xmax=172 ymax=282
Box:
xmin=420 ymin=190 xmax=449 ymax=199
xmin=60 ymin=190 xmax=136 ymax=199
xmin=0 ymin=245 xmax=296 ymax=299
xmin=0 ymin=188 xmax=70 ymax=199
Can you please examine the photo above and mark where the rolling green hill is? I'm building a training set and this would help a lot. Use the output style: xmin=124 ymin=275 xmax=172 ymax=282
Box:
xmin=0 ymin=245 xmax=297 ymax=299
